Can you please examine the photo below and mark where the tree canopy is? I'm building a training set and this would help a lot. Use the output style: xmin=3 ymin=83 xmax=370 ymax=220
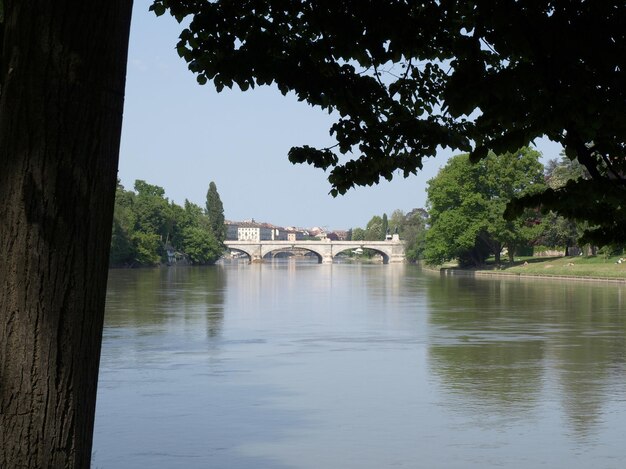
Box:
xmin=111 ymin=180 xmax=224 ymax=266
xmin=206 ymin=181 xmax=226 ymax=242
xmin=424 ymin=148 xmax=545 ymax=266
xmin=153 ymin=0 xmax=626 ymax=245
xmin=389 ymin=208 xmax=428 ymax=261
xmin=534 ymin=157 xmax=586 ymax=254
xmin=365 ymin=215 xmax=384 ymax=241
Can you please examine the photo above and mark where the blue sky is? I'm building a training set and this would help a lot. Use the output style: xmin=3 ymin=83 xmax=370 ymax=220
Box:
xmin=119 ymin=1 xmax=564 ymax=230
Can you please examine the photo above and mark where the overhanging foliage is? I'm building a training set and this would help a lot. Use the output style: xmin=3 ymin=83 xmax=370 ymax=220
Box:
xmin=153 ymin=0 xmax=626 ymax=245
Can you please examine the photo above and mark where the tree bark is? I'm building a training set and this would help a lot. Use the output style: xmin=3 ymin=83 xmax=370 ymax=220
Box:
xmin=0 ymin=1 xmax=133 ymax=467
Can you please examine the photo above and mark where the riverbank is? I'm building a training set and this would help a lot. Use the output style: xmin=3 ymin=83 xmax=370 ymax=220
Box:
xmin=423 ymin=255 xmax=626 ymax=283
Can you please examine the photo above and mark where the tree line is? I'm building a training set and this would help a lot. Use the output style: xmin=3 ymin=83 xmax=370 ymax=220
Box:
xmin=354 ymin=147 xmax=606 ymax=267
xmin=350 ymin=209 xmax=428 ymax=262
xmin=110 ymin=180 xmax=226 ymax=267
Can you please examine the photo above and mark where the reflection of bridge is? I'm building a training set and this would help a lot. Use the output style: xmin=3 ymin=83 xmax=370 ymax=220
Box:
xmin=225 ymin=239 xmax=406 ymax=264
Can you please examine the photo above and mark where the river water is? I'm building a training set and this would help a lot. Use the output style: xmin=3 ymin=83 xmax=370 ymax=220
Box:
xmin=93 ymin=262 xmax=626 ymax=468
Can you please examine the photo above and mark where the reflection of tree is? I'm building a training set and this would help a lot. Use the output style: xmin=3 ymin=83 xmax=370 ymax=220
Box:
xmin=544 ymin=285 xmax=626 ymax=439
xmin=430 ymin=341 xmax=545 ymax=416
xmin=198 ymin=268 xmax=226 ymax=339
xmin=554 ymin=339 xmax=607 ymax=438
xmin=426 ymin=277 xmax=546 ymax=415
xmin=105 ymin=266 xmax=226 ymax=340
xmin=170 ymin=266 xmax=227 ymax=338
xmin=106 ymin=268 xmax=167 ymax=328
xmin=425 ymin=275 xmax=626 ymax=436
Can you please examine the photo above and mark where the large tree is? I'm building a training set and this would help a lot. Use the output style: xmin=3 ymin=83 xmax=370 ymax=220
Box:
xmin=110 ymin=182 xmax=223 ymax=266
xmin=536 ymin=157 xmax=587 ymax=255
xmin=381 ymin=213 xmax=389 ymax=239
xmin=205 ymin=180 xmax=226 ymax=243
xmin=154 ymin=0 xmax=626 ymax=245
xmin=390 ymin=208 xmax=429 ymax=262
xmin=364 ymin=215 xmax=384 ymax=241
xmin=424 ymin=148 xmax=545 ymax=266
xmin=0 ymin=1 xmax=133 ymax=467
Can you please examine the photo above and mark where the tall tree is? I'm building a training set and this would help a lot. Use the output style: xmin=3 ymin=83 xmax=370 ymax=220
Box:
xmin=0 ymin=1 xmax=133 ymax=467
xmin=389 ymin=210 xmax=406 ymax=237
xmin=155 ymin=0 xmax=626 ymax=246
xmin=181 ymin=226 xmax=222 ymax=264
xmin=133 ymin=179 xmax=172 ymax=243
xmin=110 ymin=181 xmax=137 ymax=266
xmin=402 ymin=209 xmax=429 ymax=262
xmin=110 ymin=183 xmax=224 ymax=267
xmin=381 ymin=213 xmax=389 ymax=239
xmin=205 ymin=181 xmax=225 ymax=242
xmin=365 ymin=215 xmax=384 ymax=241
xmin=536 ymin=156 xmax=587 ymax=255
xmin=351 ymin=227 xmax=366 ymax=241
xmin=545 ymin=156 xmax=587 ymax=190
xmin=424 ymin=148 xmax=545 ymax=266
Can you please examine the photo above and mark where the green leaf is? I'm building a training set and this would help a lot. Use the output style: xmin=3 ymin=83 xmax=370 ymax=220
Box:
xmin=150 ymin=2 xmax=166 ymax=17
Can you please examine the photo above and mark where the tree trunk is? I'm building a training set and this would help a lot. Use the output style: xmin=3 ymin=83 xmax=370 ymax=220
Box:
xmin=0 ymin=1 xmax=133 ymax=467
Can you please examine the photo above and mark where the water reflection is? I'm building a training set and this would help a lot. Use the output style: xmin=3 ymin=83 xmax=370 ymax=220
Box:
xmin=97 ymin=267 xmax=310 ymax=469
xmin=95 ymin=265 xmax=626 ymax=468
xmin=105 ymin=266 xmax=226 ymax=336
xmin=426 ymin=274 xmax=626 ymax=439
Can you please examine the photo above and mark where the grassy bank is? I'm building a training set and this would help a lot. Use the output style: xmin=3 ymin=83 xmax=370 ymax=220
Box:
xmin=433 ymin=255 xmax=626 ymax=280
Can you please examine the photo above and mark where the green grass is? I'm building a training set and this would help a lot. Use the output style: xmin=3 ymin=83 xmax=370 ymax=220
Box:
xmin=473 ymin=255 xmax=626 ymax=279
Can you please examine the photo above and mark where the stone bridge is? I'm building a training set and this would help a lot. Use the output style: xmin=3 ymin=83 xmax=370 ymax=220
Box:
xmin=224 ymin=239 xmax=406 ymax=264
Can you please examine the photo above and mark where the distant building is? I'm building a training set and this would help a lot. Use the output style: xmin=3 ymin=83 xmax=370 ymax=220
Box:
xmin=272 ymin=227 xmax=288 ymax=240
xmin=309 ymin=226 xmax=325 ymax=237
xmin=228 ymin=221 xmax=311 ymax=242
xmin=287 ymin=230 xmax=305 ymax=241
xmin=333 ymin=230 xmax=349 ymax=241
xmin=225 ymin=221 xmax=239 ymax=241
xmin=237 ymin=222 xmax=273 ymax=241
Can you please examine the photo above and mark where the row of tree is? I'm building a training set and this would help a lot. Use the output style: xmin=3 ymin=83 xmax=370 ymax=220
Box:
xmin=110 ymin=180 xmax=226 ymax=266
xmin=352 ymin=209 xmax=428 ymax=262
xmin=355 ymin=148 xmax=597 ymax=266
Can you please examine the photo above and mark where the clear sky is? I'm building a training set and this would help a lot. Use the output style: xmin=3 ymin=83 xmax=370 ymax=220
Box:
xmin=119 ymin=1 xmax=564 ymax=231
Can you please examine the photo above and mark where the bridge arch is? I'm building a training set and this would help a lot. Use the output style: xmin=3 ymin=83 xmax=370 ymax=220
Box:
xmin=227 ymin=247 xmax=253 ymax=262
xmin=333 ymin=246 xmax=390 ymax=264
xmin=266 ymin=249 xmax=324 ymax=262
xmin=266 ymin=250 xmax=294 ymax=259
xmin=261 ymin=245 xmax=324 ymax=263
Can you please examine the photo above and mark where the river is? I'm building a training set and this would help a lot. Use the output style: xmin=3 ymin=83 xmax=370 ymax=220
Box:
xmin=92 ymin=261 xmax=626 ymax=468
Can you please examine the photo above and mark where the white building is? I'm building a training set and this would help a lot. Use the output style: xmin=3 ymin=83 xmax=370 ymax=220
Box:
xmin=237 ymin=223 xmax=273 ymax=241
xmin=233 ymin=221 xmax=298 ymax=241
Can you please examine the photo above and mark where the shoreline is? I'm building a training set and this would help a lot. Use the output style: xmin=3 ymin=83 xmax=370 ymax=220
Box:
xmin=421 ymin=265 xmax=626 ymax=284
